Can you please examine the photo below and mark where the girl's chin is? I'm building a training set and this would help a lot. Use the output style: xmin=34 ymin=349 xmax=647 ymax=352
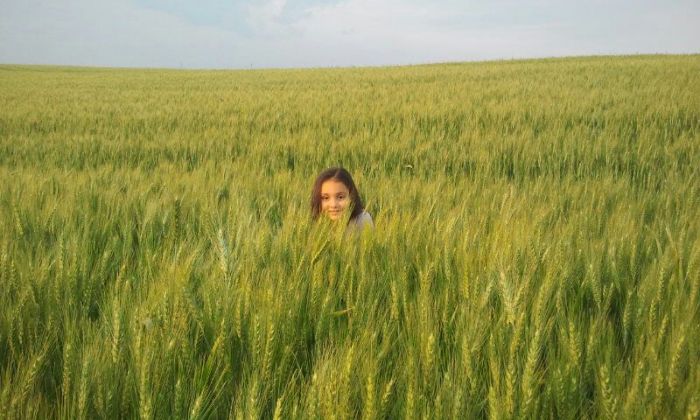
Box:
xmin=326 ymin=212 xmax=342 ymax=220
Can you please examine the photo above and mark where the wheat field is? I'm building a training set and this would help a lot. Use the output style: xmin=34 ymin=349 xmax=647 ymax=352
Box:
xmin=0 ymin=55 xmax=699 ymax=418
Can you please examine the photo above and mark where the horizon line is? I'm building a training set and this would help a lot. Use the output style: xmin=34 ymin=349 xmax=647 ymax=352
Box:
xmin=1 ymin=52 xmax=698 ymax=73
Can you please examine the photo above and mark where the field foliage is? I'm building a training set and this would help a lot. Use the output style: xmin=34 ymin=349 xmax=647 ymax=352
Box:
xmin=0 ymin=55 xmax=699 ymax=418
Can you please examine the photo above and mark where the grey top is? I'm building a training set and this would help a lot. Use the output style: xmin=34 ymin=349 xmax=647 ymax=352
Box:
xmin=348 ymin=210 xmax=374 ymax=232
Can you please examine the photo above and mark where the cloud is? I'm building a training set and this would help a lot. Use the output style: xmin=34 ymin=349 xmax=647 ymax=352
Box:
xmin=247 ymin=0 xmax=288 ymax=31
xmin=273 ymin=0 xmax=565 ymax=66
xmin=272 ymin=0 xmax=700 ymax=67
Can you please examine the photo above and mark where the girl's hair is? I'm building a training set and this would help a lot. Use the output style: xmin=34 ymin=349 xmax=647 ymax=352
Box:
xmin=311 ymin=167 xmax=364 ymax=222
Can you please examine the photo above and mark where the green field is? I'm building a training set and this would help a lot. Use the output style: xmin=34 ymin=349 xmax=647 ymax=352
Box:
xmin=0 ymin=55 xmax=698 ymax=418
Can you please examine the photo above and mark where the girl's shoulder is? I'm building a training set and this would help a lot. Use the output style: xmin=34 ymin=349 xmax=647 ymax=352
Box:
xmin=351 ymin=210 xmax=374 ymax=229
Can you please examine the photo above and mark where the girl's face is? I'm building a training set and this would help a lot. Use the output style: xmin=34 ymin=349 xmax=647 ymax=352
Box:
xmin=320 ymin=179 xmax=350 ymax=221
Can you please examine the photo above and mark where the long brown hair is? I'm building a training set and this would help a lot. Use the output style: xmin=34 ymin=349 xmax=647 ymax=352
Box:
xmin=310 ymin=167 xmax=364 ymax=222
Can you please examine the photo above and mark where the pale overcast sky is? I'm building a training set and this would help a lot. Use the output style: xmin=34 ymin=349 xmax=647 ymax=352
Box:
xmin=1 ymin=0 xmax=698 ymax=69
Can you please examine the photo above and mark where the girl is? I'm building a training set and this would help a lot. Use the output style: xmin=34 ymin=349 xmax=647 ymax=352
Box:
xmin=310 ymin=167 xmax=374 ymax=231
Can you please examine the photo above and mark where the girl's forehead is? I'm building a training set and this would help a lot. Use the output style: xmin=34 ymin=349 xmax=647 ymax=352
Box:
xmin=320 ymin=179 xmax=350 ymax=194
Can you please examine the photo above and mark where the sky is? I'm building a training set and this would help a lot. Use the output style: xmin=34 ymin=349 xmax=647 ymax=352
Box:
xmin=0 ymin=0 xmax=698 ymax=69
